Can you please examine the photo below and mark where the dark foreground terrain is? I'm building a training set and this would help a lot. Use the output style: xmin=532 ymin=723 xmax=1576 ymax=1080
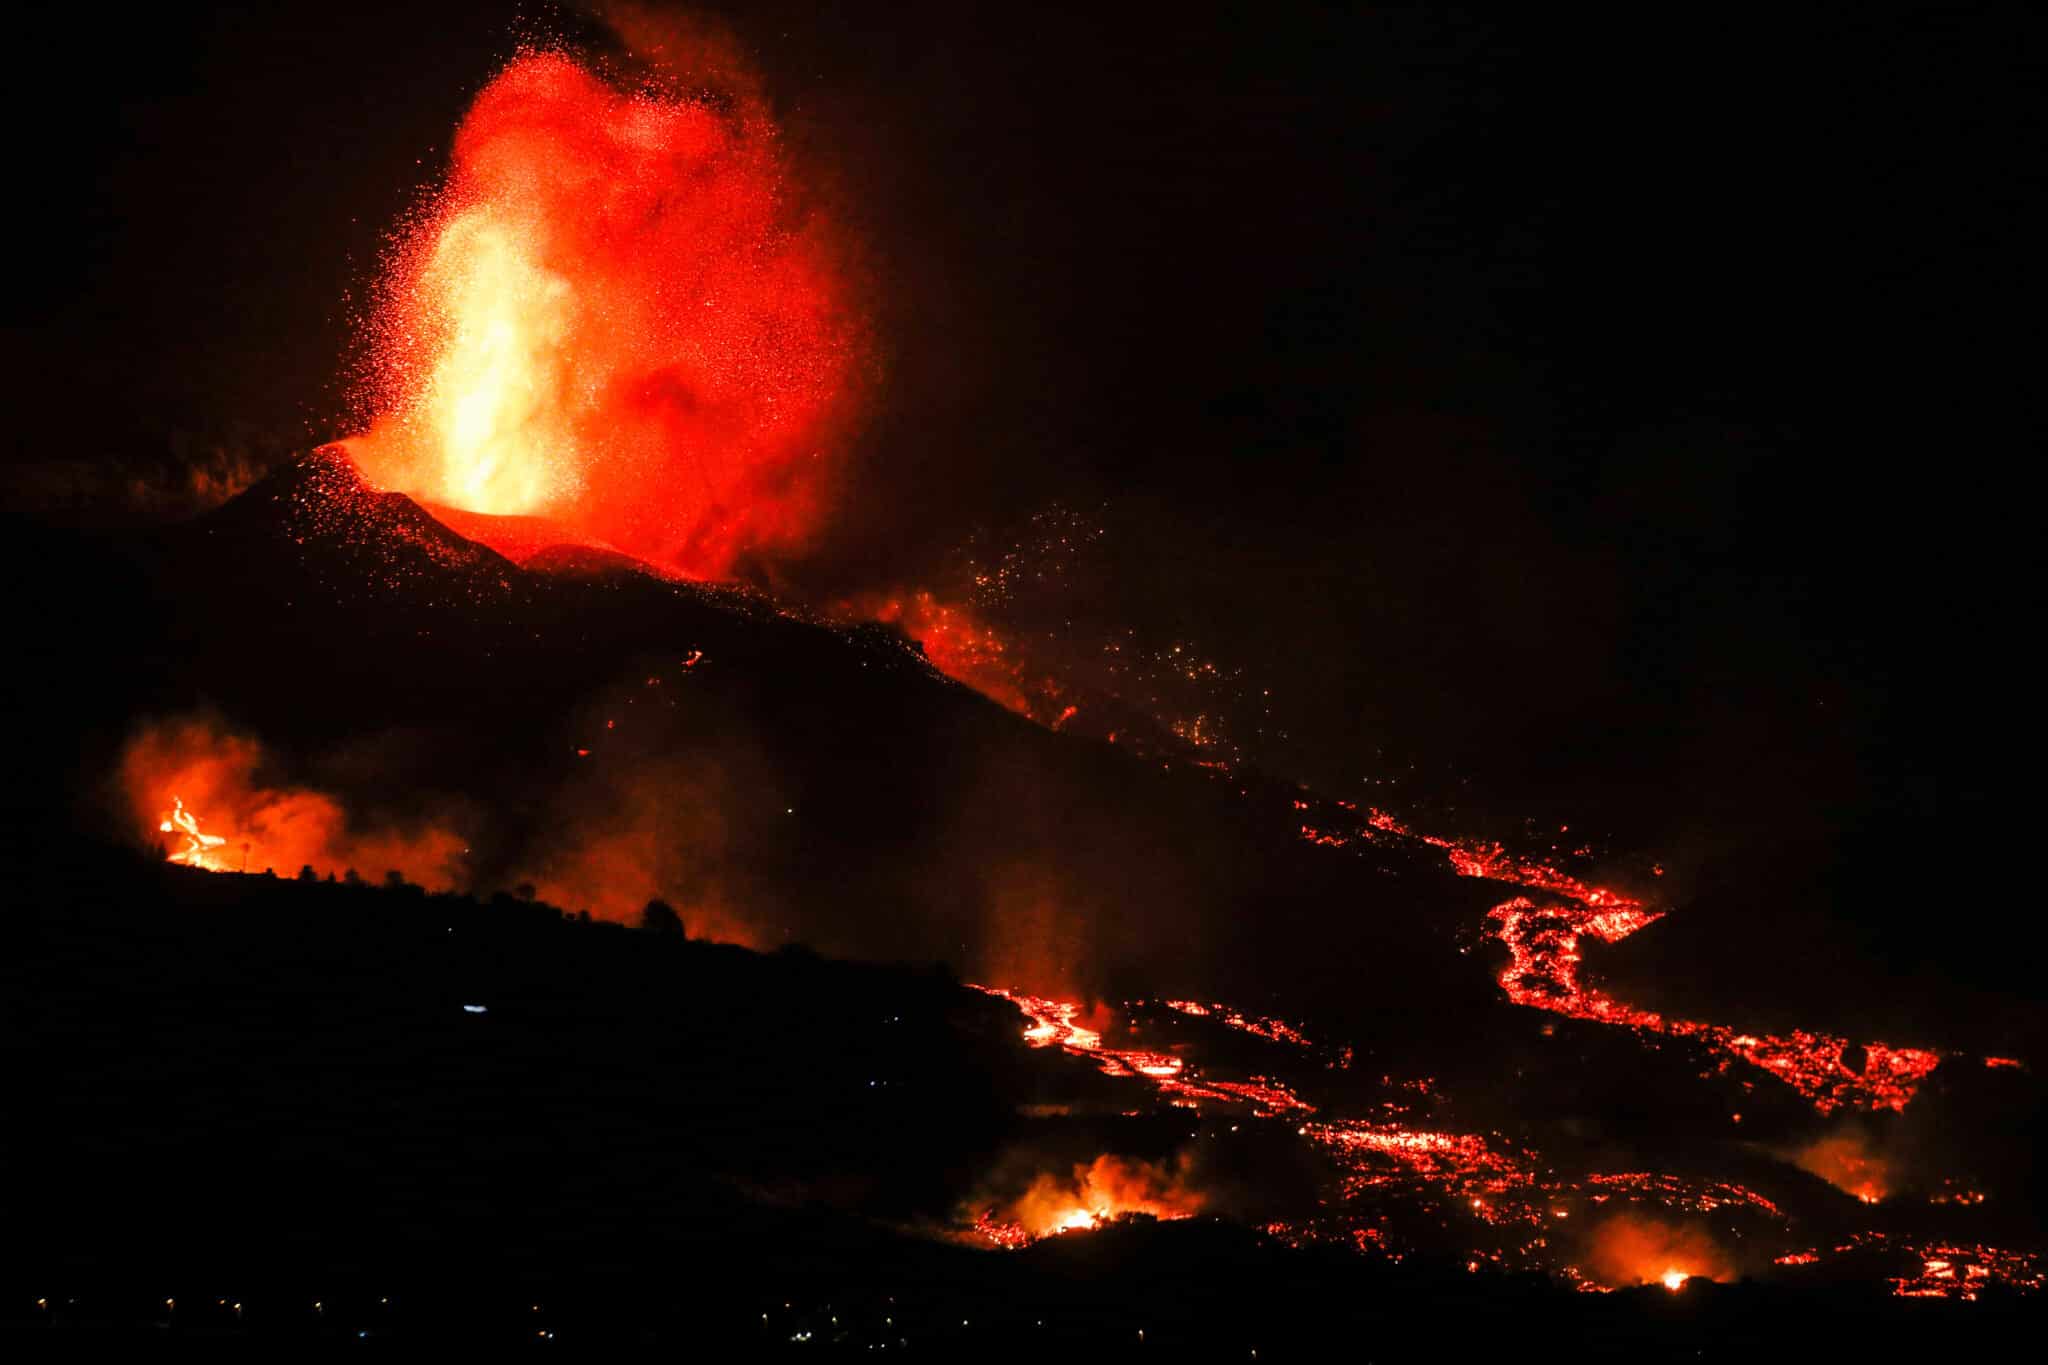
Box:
xmin=3 ymin=850 xmax=2038 ymax=1355
xmin=3 ymin=454 xmax=2042 ymax=1352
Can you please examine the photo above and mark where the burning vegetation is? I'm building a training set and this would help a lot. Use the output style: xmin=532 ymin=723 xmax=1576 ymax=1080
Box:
xmin=122 ymin=716 xmax=465 ymax=887
xmin=972 ymin=1152 xmax=1207 ymax=1247
xmin=1580 ymin=1215 xmax=1739 ymax=1293
xmin=158 ymin=796 xmax=227 ymax=869
xmin=1788 ymin=1129 xmax=1896 ymax=1205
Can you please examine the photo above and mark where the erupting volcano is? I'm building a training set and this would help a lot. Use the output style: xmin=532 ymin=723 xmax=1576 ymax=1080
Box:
xmin=13 ymin=2 xmax=2045 ymax=1352
xmin=343 ymin=45 xmax=862 ymax=578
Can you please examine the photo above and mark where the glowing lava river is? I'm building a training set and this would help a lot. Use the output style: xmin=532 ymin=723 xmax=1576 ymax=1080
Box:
xmin=953 ymin=802 xmax=2041 ymax=1300
xmin=152 ymin=772 xmax=2041 ymax=1301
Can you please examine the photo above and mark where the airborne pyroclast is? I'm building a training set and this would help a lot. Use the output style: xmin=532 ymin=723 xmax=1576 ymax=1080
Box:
xmin=345 ymin=49 xmax=863 ymax=578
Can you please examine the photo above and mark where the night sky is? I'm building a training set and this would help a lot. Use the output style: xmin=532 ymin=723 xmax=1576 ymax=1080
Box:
xmin=7 ymin=3 xmax=2043 ymax=986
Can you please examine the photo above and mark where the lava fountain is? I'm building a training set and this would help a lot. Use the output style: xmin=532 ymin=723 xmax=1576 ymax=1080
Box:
xmin=344 ymin=43 xmax=864 ymax=577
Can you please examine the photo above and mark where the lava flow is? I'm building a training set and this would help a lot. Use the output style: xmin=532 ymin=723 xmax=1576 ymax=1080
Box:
xmin=967 ymin=980 xmax=2048 ymax=1298
xmin=971 ymin=987 xmax=1316 ymax=1117
xmin=1315 ymin=808 xmax=1950 ymax=1116
xmin=970 ymin=982 xmax=1788 ymax=1287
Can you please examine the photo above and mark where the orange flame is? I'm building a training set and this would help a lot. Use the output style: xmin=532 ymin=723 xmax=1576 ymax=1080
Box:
xmin=1581 ymin=1214 xmax=1735 ymax=1290
xmin=123 ymin=717 xmax=464 ymax=886
xmin=159 ymin=795 xmax=229 ymax=869
xmin=992 ymin=1153 xmax=1206 ymax=1243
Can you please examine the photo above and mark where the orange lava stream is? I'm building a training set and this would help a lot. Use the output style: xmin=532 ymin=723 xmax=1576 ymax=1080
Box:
xmin=970 ymin=987 xmax=1313 ymax=1118
xmin=1328 ymin=810 xmax=1948 ymax=1115
xmin=970 ymin=984 xmax=1791 ymax=1284
xmin=1162 ymin=999 xmax=1317 ymax=1049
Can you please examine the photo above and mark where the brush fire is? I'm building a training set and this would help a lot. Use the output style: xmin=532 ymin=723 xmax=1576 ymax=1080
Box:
xmin=124 ymin=715 xmax=466 ymax=887
xmin=971 ymin=1152 xmax=1207 ymax=1247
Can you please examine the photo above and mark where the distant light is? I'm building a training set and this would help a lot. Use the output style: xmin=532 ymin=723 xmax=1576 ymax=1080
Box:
xmin=463 ymin=1004 xmax=488 ymax=1014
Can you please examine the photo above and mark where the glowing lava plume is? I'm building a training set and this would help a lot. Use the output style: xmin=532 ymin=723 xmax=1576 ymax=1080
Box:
xmin=346 ymin=41 xmax=862 ymax=576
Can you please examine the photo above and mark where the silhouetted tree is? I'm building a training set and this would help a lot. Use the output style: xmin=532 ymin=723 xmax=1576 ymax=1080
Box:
xmin=343 ymin=868 xmax=363 ymax=886
xmin=514 ymin=882 xmax=536 ymax=902
xmin=640 ymin=899 xmax=684 ymax=935
xmin=384 ymin=870 xmax=407 ymax=890
xmin=298 ymin=864 xmax=317 ymax=882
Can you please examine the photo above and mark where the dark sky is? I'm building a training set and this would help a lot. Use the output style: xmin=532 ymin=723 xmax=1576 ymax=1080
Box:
xmin=7 ymin=3 xmax=2044 ymax=952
